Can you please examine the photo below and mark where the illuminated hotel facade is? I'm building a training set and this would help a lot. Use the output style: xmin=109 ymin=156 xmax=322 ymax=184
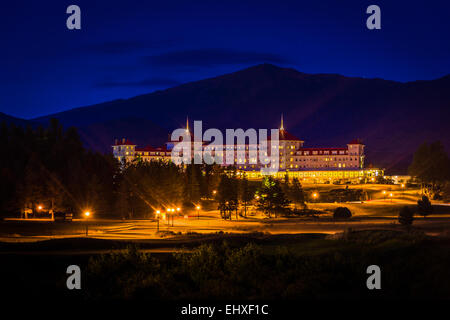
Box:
xmin=112 ymin=117 xmax=383 ymax=183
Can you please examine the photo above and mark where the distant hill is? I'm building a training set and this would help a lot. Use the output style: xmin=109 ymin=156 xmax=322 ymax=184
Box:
xmin=33 ymin=64 xmax=450 ymax=173
xmin=0 ymin=112 xmax=29 ymax=126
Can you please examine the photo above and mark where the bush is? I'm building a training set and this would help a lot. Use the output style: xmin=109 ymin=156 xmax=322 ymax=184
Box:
xmin=333 ymin=207 xmax=352 ymax=219
xmin=417 ymin=195 xmax=433 ymax=218
xmin=398 ymin=206 xmax=414 ymax=226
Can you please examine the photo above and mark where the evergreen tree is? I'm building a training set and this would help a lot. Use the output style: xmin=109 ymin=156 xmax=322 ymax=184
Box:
xmin=398 ymin=206 xmax=414 ymax=227
xmin=289 ymin=177 xmax=306 ymax=209
xmin=408 ymin=141 xmax=450 ymax=198
xmin=0 ymin=119 xmax=119 ymax=218
xmin=256 ymin=176 xmax=291 ymax=218
xmin=417 ymin=195 xmax=433 ymax=218
xmin=239 ymin=173 xmax=254 ymax=217
xmin=217 ymin=173 xmax=238 ymax=220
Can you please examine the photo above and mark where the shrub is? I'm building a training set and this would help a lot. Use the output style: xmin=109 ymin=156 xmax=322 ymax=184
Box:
xmin=417 ymin=195 xmax=433 ymax=217
xmin=398 ymin=206 xmax=414 ymax=226
xmin=333 ymin=207 xmax=352 ymax=219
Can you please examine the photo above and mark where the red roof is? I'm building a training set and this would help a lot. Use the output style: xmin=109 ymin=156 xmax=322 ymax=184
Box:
xmin=300 ymin=147 xmax=347 ymax=151
xmin=348 ymin=139 xmax=363 ymax=145
xmin=113 ymin=138 xmax=135 ymax=146
xmin=136 ymin=146 xmax=170 ymax=152
xmin=267 ymin=129 xmax=303 ymax=141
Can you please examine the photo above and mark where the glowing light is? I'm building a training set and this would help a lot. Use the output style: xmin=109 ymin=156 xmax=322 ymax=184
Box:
xmin=212 ymin=190 xmax=217 ymax=195
xmin=176 ymin=207 xmax=181 ymax=212
xmin=401 ymin=184 xmax=405 ymax=188
xmin=156 ymin=210 xmax=161 ymax=215
xmin=84 ymin=211 xmax=91 ymax=217
xmin=382 ymin=190 xmax=386 ymax=195
xmin=37 ymin=205 xmax=43 ymax=210
xmin=389 ymin=193 xmax=393 ymax=197
xmin=312 ymin=193 xmax=318 ymax=199
xmin=196 ymin=206 xmax=201 ymax=210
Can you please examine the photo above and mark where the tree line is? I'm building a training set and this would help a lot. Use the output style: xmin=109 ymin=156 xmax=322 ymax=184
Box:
xmin=0 ymin=120 xmax=311 ymax=220
xmin=408 ymin=141 xmax=450 ymax=199
xmin=0 ymin=119 xmax=117 ymax=218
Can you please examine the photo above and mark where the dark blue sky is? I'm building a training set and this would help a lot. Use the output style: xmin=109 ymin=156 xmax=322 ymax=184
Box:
xmin=1 ymin=0 xmax=449 ymax=119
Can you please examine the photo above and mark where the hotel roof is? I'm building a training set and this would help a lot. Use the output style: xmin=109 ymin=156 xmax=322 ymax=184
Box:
xmin=113 ymin=138 xmax=135 ymax=146
xmin=136 ymin=146 xmax=170 ymax=152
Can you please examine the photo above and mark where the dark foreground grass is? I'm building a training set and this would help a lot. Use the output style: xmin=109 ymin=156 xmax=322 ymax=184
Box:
xmin=1 ymin=230 xmax=450 ymax=301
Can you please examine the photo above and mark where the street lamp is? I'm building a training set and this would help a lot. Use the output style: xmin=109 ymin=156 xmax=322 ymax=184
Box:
xmin=156 ymin=210 xmax=161 ymax=232
xmin=37 ymin=205 xmax=43 ymax=211
xmin=389 ymin=193 xmax=393 ymax=202
xmin=84 ymin=210 xmax=91 ymax=236
xmin=166 ymin=208 xmax=171 ymax=225
xmin=196 ymin=205 xmax=201 ymax=220
xmin=170 ymin=208 xmax=175 ymax=226
xmin=312 ymin=192 xmax=319 ymax=201
xmin=382 ymin=190 xmax=387 ymax=201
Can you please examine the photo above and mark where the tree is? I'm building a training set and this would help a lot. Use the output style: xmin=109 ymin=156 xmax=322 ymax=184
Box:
xmin=417 ymin=195 xmax=433 ymax=218
xmin=398 ymin=206 xmax=414 ymax=227
xmin=21 ymin=153 xmax=47 ymax=215
xmin=289 ymin=177 xmax=306 ymax=209
xmin=182 ymin=164 xmax=201 ymax=207
xmin=408 ymin=141 xmax=450 ymax=198
xmin=217 ymin=174 xmax=238 ymax=220
xmin=239 ymin=173 xmax=254 ymax=217
xmin=0 ymin=119 xmax=119 ymax=218
xmin=256 ymin=176 xmax=291 ymax=218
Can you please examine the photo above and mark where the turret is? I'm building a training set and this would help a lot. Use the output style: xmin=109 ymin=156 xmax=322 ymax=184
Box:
xmin=347 ymin=139 xmax=365 ymax=168
xmin=112 ymin=137 xmax=136 ymax=162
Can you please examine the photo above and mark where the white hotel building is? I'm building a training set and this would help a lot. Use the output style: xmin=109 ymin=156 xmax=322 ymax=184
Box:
xmin=112 ymin=117 xmax=382 ymax=183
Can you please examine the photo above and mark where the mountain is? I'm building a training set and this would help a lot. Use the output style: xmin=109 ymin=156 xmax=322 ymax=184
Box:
xmin=33 ymin=64 xmax=450 ymax=173
xmin=0 ymin=112 xmax=30 ymax=126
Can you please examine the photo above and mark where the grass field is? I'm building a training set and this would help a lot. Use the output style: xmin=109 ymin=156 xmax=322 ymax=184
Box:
xmin=1 ymin=230 xmax=450 ymax=300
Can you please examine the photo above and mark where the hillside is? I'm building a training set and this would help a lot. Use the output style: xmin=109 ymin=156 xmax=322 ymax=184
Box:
xmin=0 ymin=112 xmax=29 ymax=127
xmin=33 ymin=64 xmax=450 ymax=173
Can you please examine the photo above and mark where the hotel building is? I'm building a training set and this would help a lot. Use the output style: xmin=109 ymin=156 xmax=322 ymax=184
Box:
xmin=112 ymin=116 xmax=382 ymax=183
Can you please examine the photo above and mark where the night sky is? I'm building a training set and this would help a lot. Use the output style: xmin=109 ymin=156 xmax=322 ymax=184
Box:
xmin=1 ymin=0 xmax=449 ymax=119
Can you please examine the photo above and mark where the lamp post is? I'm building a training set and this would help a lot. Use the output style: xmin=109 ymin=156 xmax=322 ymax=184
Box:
xmin=389 ymin=193 xmax=393 ymax=203
xmin=84 ymin=211 xmax=91 ymax=236
xmin=382 ymin=190 xmax=387 ymax=201
xmin=156 ymin=210 xmax=160 ymax=232
xmin=196 ymin=205 xmax=201 ymax=220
